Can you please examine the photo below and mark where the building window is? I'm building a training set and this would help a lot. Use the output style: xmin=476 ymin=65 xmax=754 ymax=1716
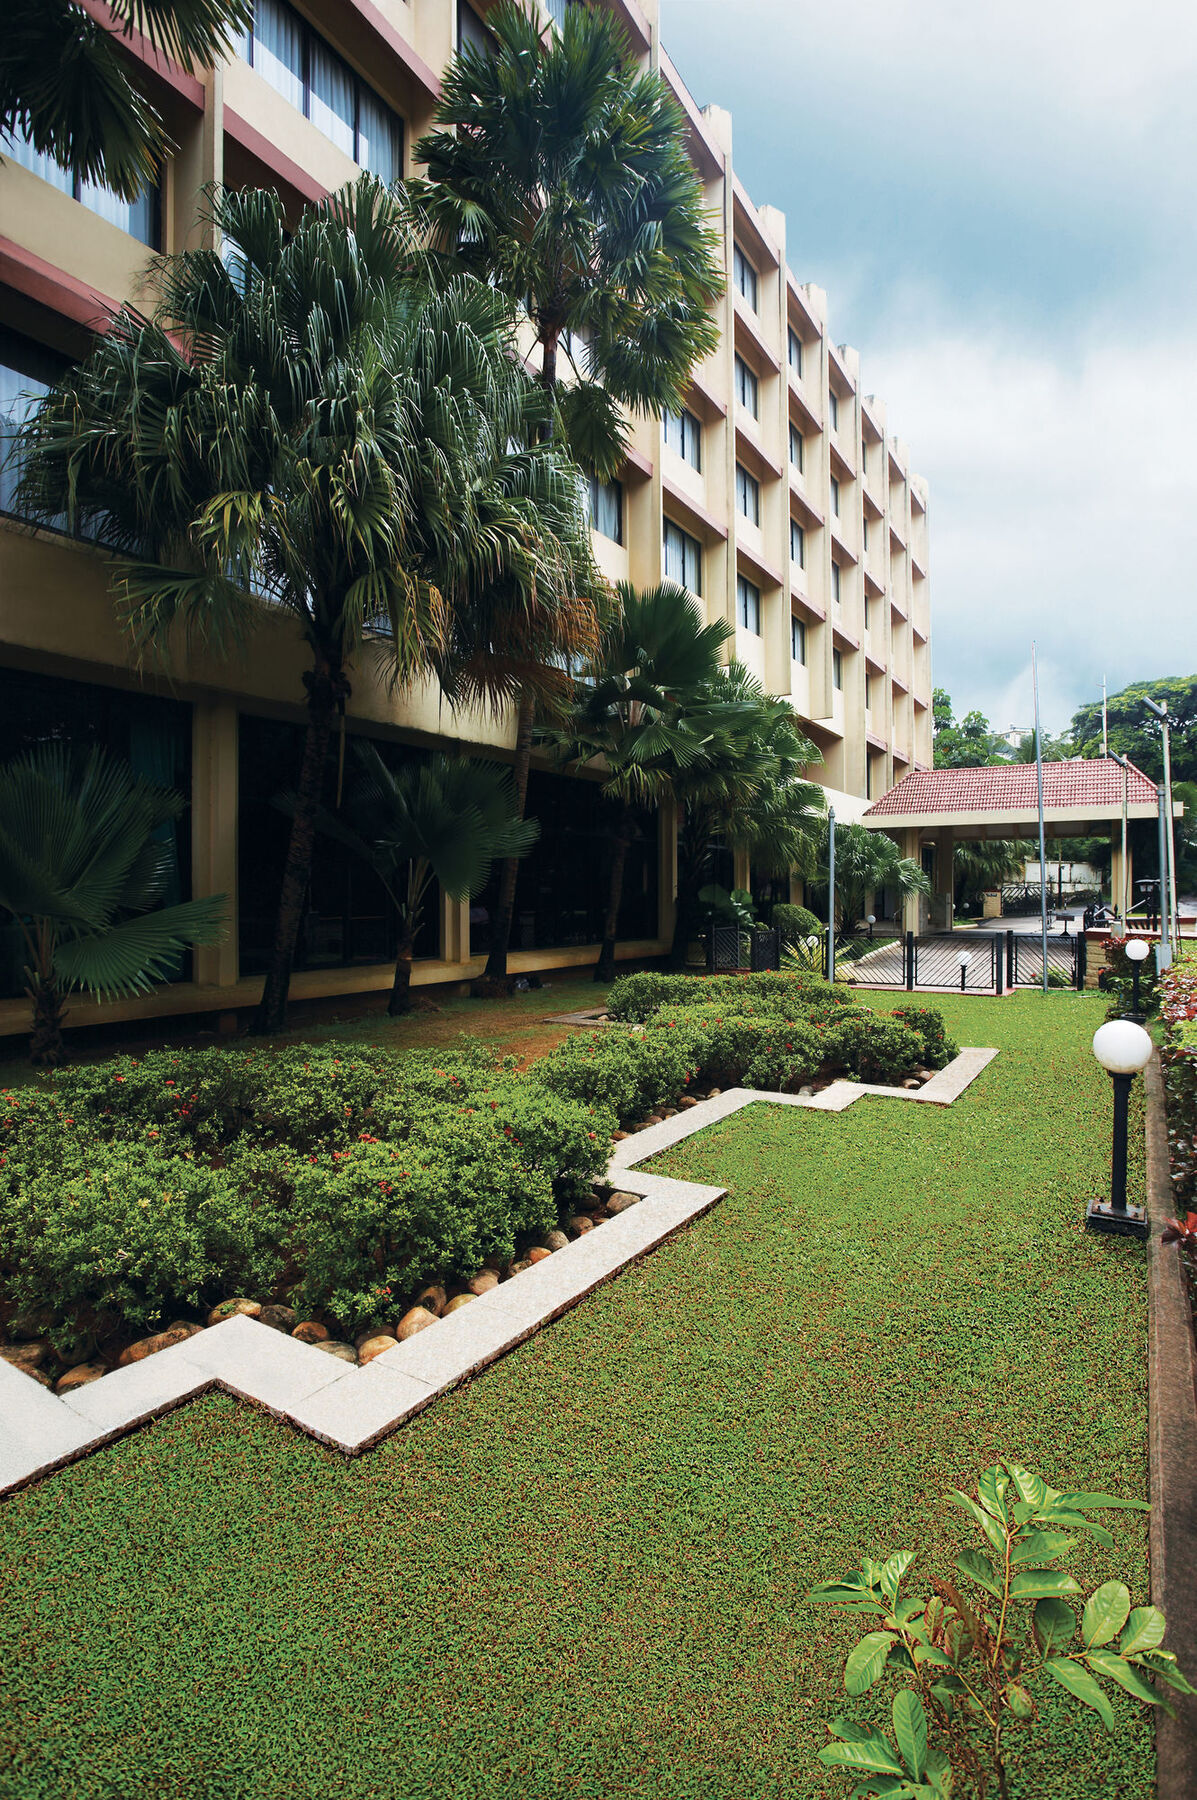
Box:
xmin=860 ymin=441 xmax=868 ymax=479
xmin=5 ymin=121 xmax=159 ymax=246
xmin=736 ymin=574 xmax=761 ymax=635
xmin=546 ymin=0 xmax=577 ymax=30
xmin=829 ymin=390 xmax=840 ymax=430
xmin=663 ymin=518 xmax=702 ymax=595
xmin=789 ymin=421 xmax=803 ymax=472
xmin=866 ymin=758 xmax=873 ymax=800
xmin=735 ymin=463 xmax=760 ymax=526
xmin=831 ymin=476 xmax=840 ymax=516
xmin=832 ymin=562 xmax=841 ymax=605
xmin=458 ymin=2 xmax=491 ymax=52
xmin=733 ymin=246 xmax=758 ymax=312
xmin=734 ymin=355 xmax=759 ymax=419
xmin=662 ymin=406 xmax=701 ymax=471
xmin=864 ymin=593 xmax=871 ymax=629
xmin=0 ymin=329 xmax=70 ymax=522
xmin=587 ymin=477 xmax=623 ymax=544
xmin=788 ymin=328 xmax=803 ymax=377
xmin=791 ymin=614 xmax=806 ymax=664
xmin=833 ymin=648 xmax=844 ymax=690
xmin=240 ymin=0 xmax=404 ymax=181
xmin=862 ymin=516 xmax=869 ymax=551
xmin=790 ymin=518 xmax=804 ymax=568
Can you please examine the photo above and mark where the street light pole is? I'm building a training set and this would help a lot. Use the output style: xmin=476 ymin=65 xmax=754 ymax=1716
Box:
xmin=826 ymin=806 xmax=836 ymax=983
xmin=1086 ymin=1020 xmax=1152 ymax=1238
xmin=1143 ymin=696 xmax=1179 ymax=949
xmin=1109 ymin=751 xmax=1130 ymax=926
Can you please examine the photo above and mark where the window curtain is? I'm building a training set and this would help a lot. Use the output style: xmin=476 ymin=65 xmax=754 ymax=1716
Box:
xmin=310 ymin=41 xmax=355 ymax=158
xmin=254 ymin=0 xmax=304 ymax=111
xmin=357 ymin=88 xmax=403 ymax=182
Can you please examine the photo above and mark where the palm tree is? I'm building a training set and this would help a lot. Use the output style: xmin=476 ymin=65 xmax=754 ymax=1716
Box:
xmin=818 ymin=823 xmax=929 ymax=933
xmin=2 ymin=0 xmax=251 ymax=201
xmin=953 ymin=839 xmax=1029 ymax=914
xmin=413 ymin=1 xmax=724 ymax=985
xmin=0 ymin=744 xmax=226 ymax=1066
xmin=17 ymin=178 xmax=603 ymax=1036
xmin=546 ymin=582 xmax=733 ymax=983
xmin=669 ymin=663 xmax=825 ymax=966
xmin=310 ymin=743 xmax=538 ymax=1016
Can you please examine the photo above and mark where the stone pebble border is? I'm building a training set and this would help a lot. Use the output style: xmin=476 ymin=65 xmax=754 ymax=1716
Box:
xmin=0 ymin=1046 xmax=997 ymax=1498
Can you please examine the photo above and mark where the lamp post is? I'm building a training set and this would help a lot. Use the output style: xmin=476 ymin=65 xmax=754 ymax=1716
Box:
xmin=1125 ymin=937 xmax=1150 ymax=1022
xmin=1085 ymin=1019 xmax=1153 ymax=1238
xmin=958 ymin=950 xmax=971 ymax=992
xmin=1143 ymin=695 xmax=1179 ymax=947
xmin=867 ymin=913 xmax=876 ymax=942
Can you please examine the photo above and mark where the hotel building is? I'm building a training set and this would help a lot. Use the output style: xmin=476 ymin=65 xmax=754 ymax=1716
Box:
xmin=0 ymin=0 xmax=933 ymax=1037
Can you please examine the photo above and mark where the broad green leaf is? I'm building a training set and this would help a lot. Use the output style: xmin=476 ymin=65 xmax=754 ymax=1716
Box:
xmin=913 ymin=1646 xmax=956 ymax=1671
xmin=1009 ymin=1570 xmax=1082 ymax=1602
xmin=1036 ymin=1511 xmax=1115 ymax=1549
xmin=955 ymin=1549 xmax=1002 ymax=1599
xmin=845 ymin=1631 xmax=896 ymax=1696
xmin=1120 ymin=1607 xmax=1166 ymax=1655
xmin=819 ymin=1740 xmax=905 ymax=1777
xmin=947 ymin=1491 xmax=994 ymax=1534
xmin=1009 ymin=1465 xmax=1048 ymax=1508
xmin=924 ymin=1745 xmax=954 ymax=1797
xmin=891 ymin=1644 xmax=917 ymax=1674
xmin=1041 ymin=1656 xmax=1116 ymax=1729
xmin=1053 ymin=1491 xmax=1150 ymax=1514
xmin=893 ymin=1691 xmax=928 ymax=1779
xmin=827 ymin=1717 xmax=891 ymax=1744
xmin=1082 ymin=1582 xmax=1131 ymax=1649
xmin=1135 ymin=1651 xmax=1197 ymax=1695
xmin=978 ymin=1467 xmax=1010 ymax=1521
xmin=847 ymin=1780 xmax=912 ymax=1799
xmin=880 ymin=1551 xmax=916 ymax=1603
xmin=892 ymin=1597 xmax=925 ymax=1627
xmin=1010 ymin=1530 xmax=1075 ymax=1568
xmin=1086 ymin=1649 xmax=1165 ymax=1707
xmin=1004 ymin=1682 xmax=1035 ymax=1719
xmin=1033 ymin=1597 xmax=1076 ymax=1654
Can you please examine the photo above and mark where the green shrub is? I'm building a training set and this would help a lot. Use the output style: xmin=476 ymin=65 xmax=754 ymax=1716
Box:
xmin=535 ymin=1025 xmax=703 ymax=1124
xmin=742 ymin=1020 xmax=825 ymax=1091
xmin=606 ymin=968 xmax=855 ymax=1023
xmin=889 ymin=1004 xmax=958 ymax=1069
xmin=771 ymin=902 xmax=822 ymax=945
xmin=1160 ymin=961 xmax=1197 ymax=1209
xmin=823 ymin=1012 xmax=924 ymax=1083
xmin=289 ymin=1121 xmax=556 ymax=1332
xmin=605 ymin=971 xmax=695 ymax=1023
xmin=476 ymin=1085 xmax=614 ymax=1202
xmin=0 ymin=1140 xmax=285 ymax=1344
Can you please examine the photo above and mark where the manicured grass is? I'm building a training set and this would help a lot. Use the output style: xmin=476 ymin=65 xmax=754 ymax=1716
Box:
xmin=0 ymin=991 xmax=1152 ymax=1799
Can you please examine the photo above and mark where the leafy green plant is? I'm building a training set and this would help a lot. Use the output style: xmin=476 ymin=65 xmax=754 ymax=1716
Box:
xmin=823 ymin=1014 xmax=925 ymax=1084
xmin=534 ymin=1024 xmax=703 ymax=1126
xmin=809 ymin=1462 xmax=1193 ymax=1799
xmin=0 ymin=745 xmax=226 ymax=1066
xmin=772 ymin=903 xmax=823 ymax=946
xmin=889 ymin=1007 xmax=960 ymax=1071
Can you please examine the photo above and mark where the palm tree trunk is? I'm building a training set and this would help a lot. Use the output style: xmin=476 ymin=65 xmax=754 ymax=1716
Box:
xmin=387 ymin=928 xmax=416 ymax=1016
xmin=594 ymin=818 xmax=632 ymax=984
xmin=27 ymin=970 xmax=66 ymax=1068
xmin=252 ymin=664 xmax=340 ymax=1036
xmin=481 ymin=693 xmax=535 ymax=986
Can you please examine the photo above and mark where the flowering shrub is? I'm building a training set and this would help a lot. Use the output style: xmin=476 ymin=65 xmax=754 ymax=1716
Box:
xmin=605 ymin=969 xmax=853 ymax=1024
xmin=889 ymin=1005 xmax=959 ymax=1070
xmin=822 ymin=1013 xmax=925 ymax=1083
xmin=1160 ymin=957 xmax=1197 ymax=1209
xmin=534 ymin=1023 xmax=704 ymax=1124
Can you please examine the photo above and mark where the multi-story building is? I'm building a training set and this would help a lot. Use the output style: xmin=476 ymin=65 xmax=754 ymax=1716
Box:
xmin=0 ymin=0 xmax=933 ymax=1038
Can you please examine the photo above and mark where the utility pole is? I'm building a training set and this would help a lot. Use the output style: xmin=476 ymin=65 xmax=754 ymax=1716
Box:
xmin=1143 ymin=696 xmax=1180 ymax=948
xmin=1110 ymin=751 xmax=1130 ymax=926
xmin=1033 ymin=644 xmax=1048 ymax=994
xmin=826 ymin=807 xmax=836 ymax=982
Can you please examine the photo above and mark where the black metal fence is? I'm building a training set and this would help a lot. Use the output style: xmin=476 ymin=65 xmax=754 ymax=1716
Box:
xmin=848 ymin=930 xmax=1085 ymax=994
xmin=707 ymin=925 xmax=782 ymax=973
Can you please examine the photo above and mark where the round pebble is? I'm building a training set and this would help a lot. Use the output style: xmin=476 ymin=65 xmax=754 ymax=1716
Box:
xmin=55 ymin=1362 xmax=107 ymax=1395
xmin=543 ymin=1230 xmax=570 ymax=1253
xmin=292 ymin=1320 xmax=330 ymax=1344
xmin=443 ymin=1294 xmax=475 ymax=1315
xmin=395 ymin=1305 xmax=437 ymax=1341
xmin=258 ymin=1304 xmax=297 ymax=1334
xmin=358 ymin=1334 xmax=398 ymax=1365
xmin=207 ymin=1298 xmax=261 ymax=1327
xmin=468 ymin=1271 xmax=500 ymax=1297
xmin=312 ymin=1340 xmax=357 ymax=1363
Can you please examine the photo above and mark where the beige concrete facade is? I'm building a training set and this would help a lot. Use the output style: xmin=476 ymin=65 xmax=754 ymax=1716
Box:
xmin=0 ymin=0 xmax=932 ymax=1035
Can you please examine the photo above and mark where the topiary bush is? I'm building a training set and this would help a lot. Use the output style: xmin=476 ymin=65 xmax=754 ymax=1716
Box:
xmin=535 ymin=1024 xmax=705 ymax=1125
xmin=771 ymin=902 xmax=822 ymax=945
xmin=288 ymin=1120 xmax=557 ymax=1334
xmin=605 ymin=968 xmax=853 ymax=1023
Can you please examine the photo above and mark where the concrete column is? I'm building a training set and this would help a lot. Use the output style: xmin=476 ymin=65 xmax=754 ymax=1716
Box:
xmin=900 ymin=828 xmax=922 ymax=936
xmin=1110 ymin=832 xmax=1133 ymax=924
xmin=191 ymin=698 xmax=239 ymax=988
xmin=929 ymin=827 xmax=955 ymax=931
xmin=440 ymin=891 xmax=468 ymax=966
xmin=657 ymin=795 xmax=678 ymax=946
xmin=733 ymin=846 xmax=751 ymax=893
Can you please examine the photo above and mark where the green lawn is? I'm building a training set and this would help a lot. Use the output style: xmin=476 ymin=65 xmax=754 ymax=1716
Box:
xmin=0 ymin=991 xmax=1153 ymax=1800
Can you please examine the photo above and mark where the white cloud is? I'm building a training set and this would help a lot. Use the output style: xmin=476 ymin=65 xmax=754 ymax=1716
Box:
xmin=864 ymin=317 xmax=1197 ymax=730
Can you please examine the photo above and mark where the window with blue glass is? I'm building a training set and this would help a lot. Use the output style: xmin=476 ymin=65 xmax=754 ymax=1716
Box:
xmin=736 ymin=574 xmax=761 ymax=635
xmin=5 ymin=122 xmax=159 ymax=246
xmin=0 ymin=329 xmax=70 ymax=524
xmin=239 ymin=0 xmax=404 ymax=181
xmin=791 ymin=614 xmax=806 ymax=664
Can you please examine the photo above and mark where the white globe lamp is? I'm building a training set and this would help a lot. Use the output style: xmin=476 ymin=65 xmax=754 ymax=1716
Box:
xmin=1087 ymin=1020 xmax=1153 ymax=1237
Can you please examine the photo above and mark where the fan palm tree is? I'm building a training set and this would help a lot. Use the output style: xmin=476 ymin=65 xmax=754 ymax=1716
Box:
xmin=669 ymin=663 xmax=825 ymax=965
xmin=17 ymin=177 xmax=604 ymax=1035
xmin=414 ymin=1 xmax=723 ymax=984
xmin=308 ymin=743 xmax=538 ymax=1016
xmin=545 ymin=582 xmax=733 ymax=982
xmin=2 ymin=0 xmax=251 ymax=202
xmin=817 ymin=822 xmax=929 ymax=933
xmin=953 ymin=839 xmax=1029 ymax=914
xmin=0 ymin=744 xmax=226 ymax=1066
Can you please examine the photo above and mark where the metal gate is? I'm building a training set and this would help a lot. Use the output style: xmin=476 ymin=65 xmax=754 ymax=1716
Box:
xmin=913 ymin=933 xmax=1003 ymax=992
xmin=847 ymin=930 xmax=1085 ymax=994
xmin=707 ymin=925 xmax=781 ymax=973
xmin=1010 ymin=930 xmax=1085 ymax=990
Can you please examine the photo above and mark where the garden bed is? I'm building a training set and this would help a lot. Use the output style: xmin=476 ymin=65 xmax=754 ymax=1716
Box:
xmin=0 ymin=973 xmax=954 ymax=1400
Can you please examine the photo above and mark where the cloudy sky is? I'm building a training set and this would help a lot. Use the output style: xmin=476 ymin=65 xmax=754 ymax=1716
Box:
xmin=661 ymin=0 xmax=1197 ymax=734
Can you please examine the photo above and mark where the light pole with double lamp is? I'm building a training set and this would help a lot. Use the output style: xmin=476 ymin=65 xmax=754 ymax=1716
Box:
xmin=1125 ymin=937 xmax=1151 ymax=1022
xmin=1085 ymin=1020 xmax=1153 ymax=1239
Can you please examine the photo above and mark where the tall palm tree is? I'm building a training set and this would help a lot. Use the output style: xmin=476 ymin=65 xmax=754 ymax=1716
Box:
xmin=414 ymin=1 xmax=724 ymax=985
xmin=546 ymin=582 xmax=733 ymax=983
xmin=309 ymin=743 xmax=538 ymax=1016
xmin=2 ymin=0 xmax=251 ymax=201
xmin=0 ymin=744 xmax=226 ymax=1066
xmin=17 ymin=178 xmax=603 ymax=1035
xmin=669 ymin=663 xmax=825 ymax=965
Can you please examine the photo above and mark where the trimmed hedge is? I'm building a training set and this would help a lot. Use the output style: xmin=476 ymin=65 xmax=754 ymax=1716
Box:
xmin=0 ymin=1042 xmax=612 ymax=1344
xmin=771 ymin=903 xmax=822 ymax=945
xmin=605 ymin=969 xmax=853 ymax=1024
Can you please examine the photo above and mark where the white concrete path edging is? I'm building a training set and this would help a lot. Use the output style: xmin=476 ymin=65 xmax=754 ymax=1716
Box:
xmin=0 ymin=1046 xmax=997 ymax=1496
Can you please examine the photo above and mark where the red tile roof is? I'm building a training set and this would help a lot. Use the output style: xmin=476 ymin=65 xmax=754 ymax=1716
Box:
xmin=864 ymin=757 xmax=1159 ymax=818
